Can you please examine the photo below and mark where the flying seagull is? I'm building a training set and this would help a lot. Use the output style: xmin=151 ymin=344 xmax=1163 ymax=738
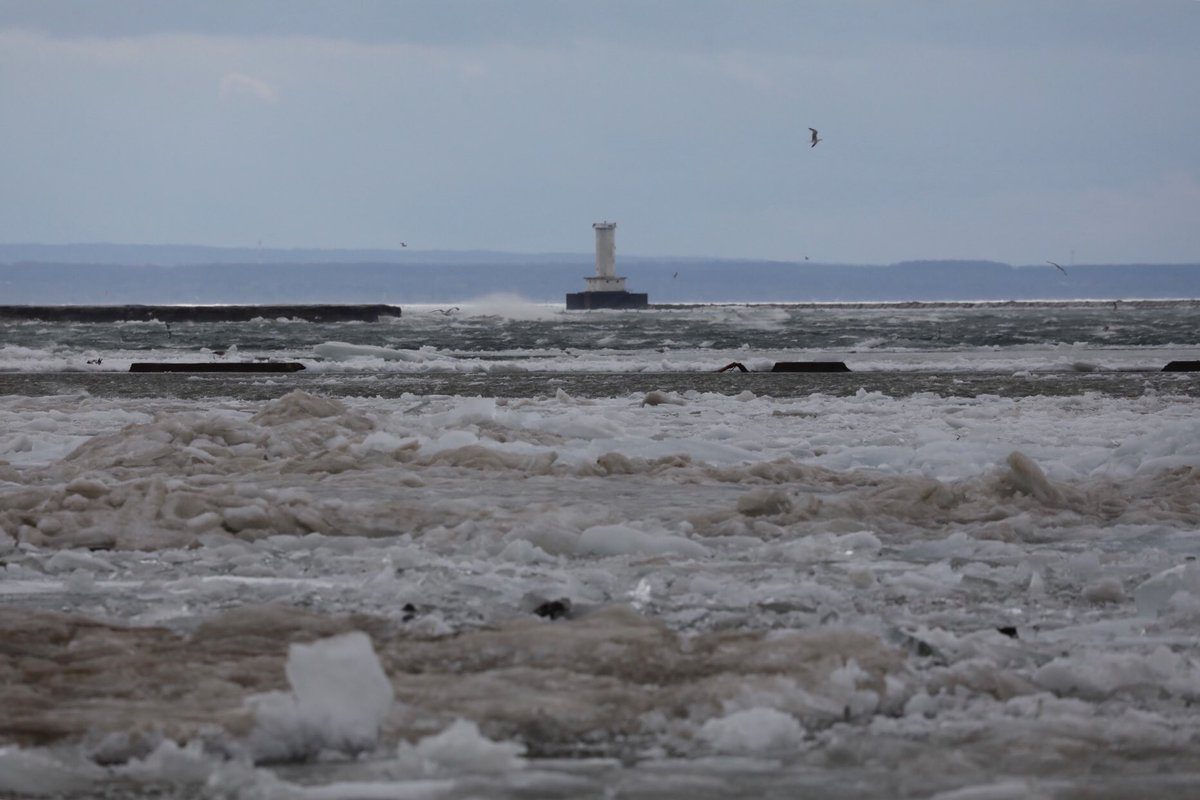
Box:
xmin=809 ymin=128 xmax=821 ymax=148
xmin=1047 ymin=261 xmax=1067 ymax=276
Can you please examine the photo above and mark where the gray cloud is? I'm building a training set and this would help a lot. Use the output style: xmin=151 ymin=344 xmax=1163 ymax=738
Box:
xmin=219 ymin=72 xmax=278 ymax=104
xmin=4 ymin=0 xmax=1199 ymax=53
xmin=1 ymin=2 xmax=1197 ymax=263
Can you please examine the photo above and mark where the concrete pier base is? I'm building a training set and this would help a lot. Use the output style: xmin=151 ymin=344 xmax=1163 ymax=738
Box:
xmin=565 ymin=291 xmax=649 ymax=310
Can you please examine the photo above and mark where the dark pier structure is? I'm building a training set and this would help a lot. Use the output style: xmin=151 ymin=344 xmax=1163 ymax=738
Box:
xmin=565 ymin=291 xmax=650 ymax=310
xmin=129 ymin=362 xmax=306 ymax=373
xmin=0 ymin=304 xmax=402 ymax=323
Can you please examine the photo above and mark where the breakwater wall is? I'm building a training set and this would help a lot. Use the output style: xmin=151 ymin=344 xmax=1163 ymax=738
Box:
xmin=0 ymin=304 xmax=402 ymax=323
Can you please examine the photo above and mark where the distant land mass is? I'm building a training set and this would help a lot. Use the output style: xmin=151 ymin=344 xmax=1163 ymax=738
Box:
xmin=2 ymin=243 xmax=1198 ymax=304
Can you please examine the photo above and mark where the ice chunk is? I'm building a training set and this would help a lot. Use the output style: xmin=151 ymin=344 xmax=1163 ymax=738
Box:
xmin=903 ymin=691 xmax=939 ymax=718
xmin=928 ymin=781 xmax=1038 ymax=800
xmin=1033 ymin=646 xmax=1192 ymax=700
xmin=397 ymin=719 xmax=526 ymax=775
xmin=44 ymin=549 xmax=116 ymax=574
xmin=246 ymin=631 xmax=394 ymax=761
xmin=697 ymin=708 xmax=805 ymax=755
xmin=498 ymin=538 xmax=556 ymax=564
xmin=64 ymin=477 xmax=108 ymax=498
xmin=0 ymin=747 xmax=103 ymax=796
xmin=354 ymin=430 xmax=416 ymax=457
xmin=1081 ymin=577 xmax=1126 ymax=604
xmin=1067 ymin=552 xmax=1101 ymax=582
xmin=1005 ymin=451 xmax=1062 ymax=506
xmin=737 ymin=488 xmax=793 ymax=517
xmin=578 ymin=524 xmax=708 ymax=558
xmin=1134 ymin=563 xmax=1200 ymax=618
xmin=222 ymin=504 xmax=272 ymax=533
xmin=314 ymin=341 xmax=438 ymax=363
xmin=641 ymin=390 xmax=686 ymax=407
xmin=250 ymin=389 xmax=348 ymax=425
xmin=118 ymin=740 xmax=215 ymax=786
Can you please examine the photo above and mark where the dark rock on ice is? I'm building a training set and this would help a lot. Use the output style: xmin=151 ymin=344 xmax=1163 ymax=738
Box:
xmin=533 ymin=598 xmax=572 ymax=620
xmin=890 ymin=629 xmax=943 ymax=661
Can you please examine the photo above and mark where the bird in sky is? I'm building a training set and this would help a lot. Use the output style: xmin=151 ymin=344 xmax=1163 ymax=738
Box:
xmin=809 ymin=128 xmax=821 ymax=148
xmin=400 ymin=242 xmax=407 ymax=247
xmin=1047 ymin=261 xmax=1067 ymax=275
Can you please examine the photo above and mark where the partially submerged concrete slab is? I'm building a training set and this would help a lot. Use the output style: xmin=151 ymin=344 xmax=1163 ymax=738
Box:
xmin=771 ymin=361 xmax=851 ymax=372
xmin=129 ymin=362 xmax=306 ymax=373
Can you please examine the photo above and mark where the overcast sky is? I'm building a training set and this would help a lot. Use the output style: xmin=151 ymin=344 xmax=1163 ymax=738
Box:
xmin=2 ymin=1 xmax=1198 ymax=264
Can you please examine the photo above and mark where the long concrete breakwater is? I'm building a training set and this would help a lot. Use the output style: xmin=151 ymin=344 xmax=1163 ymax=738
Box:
xmin=0 ymin=304 xmax=402 ymax=323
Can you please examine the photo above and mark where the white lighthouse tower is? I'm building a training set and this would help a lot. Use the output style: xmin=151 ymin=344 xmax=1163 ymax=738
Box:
xmin=566 ymin=221 xmax=648 ymax=309
xmin=586 ymin=222 xmax=624 ymax=292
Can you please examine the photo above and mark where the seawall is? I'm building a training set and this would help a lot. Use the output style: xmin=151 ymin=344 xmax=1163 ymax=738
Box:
xmin=0 ymin=304 xmax=402 ymax=323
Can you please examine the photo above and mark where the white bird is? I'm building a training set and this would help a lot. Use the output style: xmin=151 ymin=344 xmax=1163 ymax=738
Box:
xmin=1047 ymin=261 xmax=1067 ymax=276
xmin=809 ymin=128 xmax=821 ymax=148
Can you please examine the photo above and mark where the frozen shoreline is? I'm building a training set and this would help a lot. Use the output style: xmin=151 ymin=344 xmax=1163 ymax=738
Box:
xmin=3 ymin=383 xmax=1200 ymax=797
xmin=3 ymin=304 xmax=1198 ymax=797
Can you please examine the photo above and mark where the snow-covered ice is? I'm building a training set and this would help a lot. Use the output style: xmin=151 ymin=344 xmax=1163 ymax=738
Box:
xmin=2 ymin=302 xmax=1200 ymax=797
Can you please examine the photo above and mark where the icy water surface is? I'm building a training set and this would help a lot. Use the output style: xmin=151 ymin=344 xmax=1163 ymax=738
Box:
xmin=2 ymin=300 xmax=1198 ymax=374
xmin=3 ymin=369 xmax=1200 ymax=403
xmin=2 ymin=302 xmax=1200 ymax=798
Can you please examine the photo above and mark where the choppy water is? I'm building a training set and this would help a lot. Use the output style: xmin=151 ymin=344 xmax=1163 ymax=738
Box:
xmin=2 ymin=300 xmax=1198 ymax=366
xmin=3 ymin=369 xmax=1200 ymax=403
xmin=2 ymin=300 xmax=1198 ymax=388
